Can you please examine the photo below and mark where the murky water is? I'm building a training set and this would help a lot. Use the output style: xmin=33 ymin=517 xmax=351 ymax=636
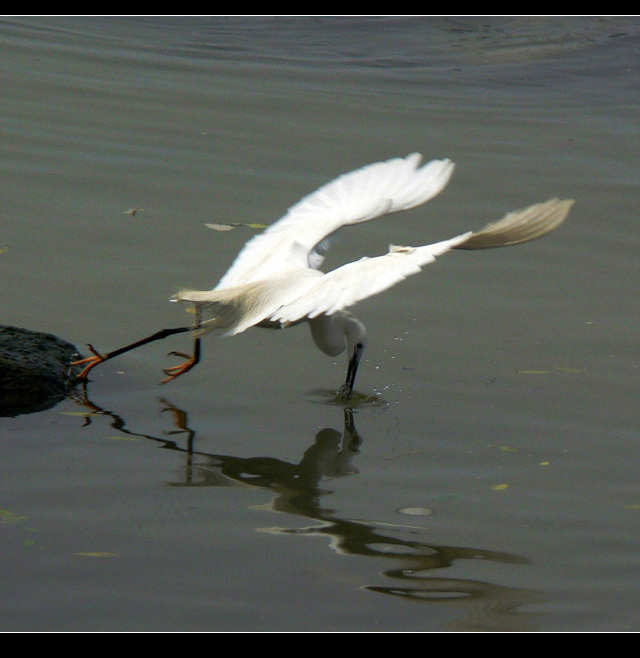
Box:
xmin=1 ymin=16 xmax=639 ymax=631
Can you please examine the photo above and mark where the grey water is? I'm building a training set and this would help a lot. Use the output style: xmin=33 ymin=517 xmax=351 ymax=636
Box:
xmin=1 ymin=16 xmax=639 ymax=631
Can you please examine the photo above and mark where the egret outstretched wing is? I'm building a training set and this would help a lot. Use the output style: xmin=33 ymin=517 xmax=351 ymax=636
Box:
xmin=215 ymin=153 xmax=454 ymax=289
xmin=270 ymin=234 xmax=471 ymax=324
xmin=177 ymin=233 xmax=469 ymax=335
xmin=270 ymin=197 xmax=573 ymax=325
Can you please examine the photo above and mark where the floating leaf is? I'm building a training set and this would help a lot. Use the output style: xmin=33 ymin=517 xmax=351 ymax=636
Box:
xmin=205 ymin=223 xmax=236 ymax=231
xmin=491 ymin=483 xmax=509 ymax=491
xmin=74 ymin=552 xmax=119 ymax=558
xmin=490 ymin=444 xmax=518 ymax=453
xmin=205 ymin=222 xmax=266 ymax=232
xmin=123 ymin=208 xmax=143 ymax=217
xmin=0 ymin=246 xmax=9 ymax=254
xmin=517 ymin=370 xmax=550 ymax=374
xmin=58 ymin=411 xmax=101 ymax=417
xmin=0 ymin=508 xmax=27 ymax=525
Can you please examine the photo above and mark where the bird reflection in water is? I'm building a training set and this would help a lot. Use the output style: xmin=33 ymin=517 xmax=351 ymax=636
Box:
xmin=73 ymin=391 xmax=542 ymax=631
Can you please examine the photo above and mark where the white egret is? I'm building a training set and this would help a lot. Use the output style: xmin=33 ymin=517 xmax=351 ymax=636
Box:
xmin=72 ymin=153 xmax=573 ymax=397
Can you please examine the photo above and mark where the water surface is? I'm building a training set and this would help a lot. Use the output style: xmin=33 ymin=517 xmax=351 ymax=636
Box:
xmin=1 ymin=16 xmax=639 ymax=631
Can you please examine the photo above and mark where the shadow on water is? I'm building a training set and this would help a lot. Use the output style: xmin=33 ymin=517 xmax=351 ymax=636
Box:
xmin=69 ymin=385 xmax=543 ymax=631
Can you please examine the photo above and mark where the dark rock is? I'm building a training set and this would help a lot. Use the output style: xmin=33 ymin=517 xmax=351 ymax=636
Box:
xmin=0 ymin=325 xmax=84 ymax=417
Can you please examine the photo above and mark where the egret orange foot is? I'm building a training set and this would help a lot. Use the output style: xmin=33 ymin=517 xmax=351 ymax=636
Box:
xmin=71 ymin=344 xmax=106 ymax=380
xmin=161 ymin=351 xmax=198 ymax=383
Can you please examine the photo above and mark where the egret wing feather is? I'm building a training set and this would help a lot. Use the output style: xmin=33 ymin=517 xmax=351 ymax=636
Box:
xmin=215 ymin=154 xmax=454 ymax=289
xmin=270 ymin=197 xmax=573 ymax=324
xmin=455 ymin=198 xmax=573 ymax=250
xmin=176 ymin=269 xmax=323 ymax=337
xmin=271 ymin=233 xmax=471 ymax=324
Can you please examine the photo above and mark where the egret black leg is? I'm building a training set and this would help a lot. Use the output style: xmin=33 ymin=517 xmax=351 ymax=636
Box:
xmin=71 ymin=326 xmax=192 ymax=381
xmin=161 ymin=306 xmax=204 ymax=383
